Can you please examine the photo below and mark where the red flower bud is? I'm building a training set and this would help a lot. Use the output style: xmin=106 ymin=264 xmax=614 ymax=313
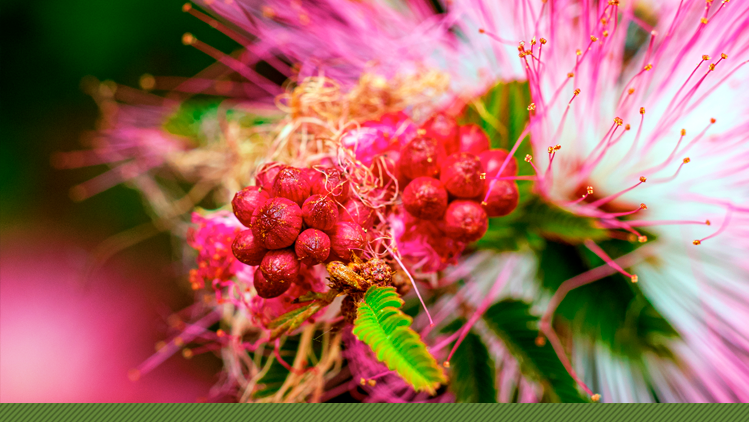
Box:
xmin=295 ymin=228 xmax=331 ymax=266
xmin=251 ymin=197 xmax=303 ymax=249
xmin=302 ymin=194 xmax=339 ymax=231
xmin=326 ymin=222 xmax=367 ymax=262
xmin=254 ymin=267 xmax=291 ymax=299
xmin=399 ymin=136 xmax=447 ymax=180
xmin=422 ymin=113 xmax=460 ymax=155
xmin=255 ymin=162 xmax=286 ymax=191
xmin=403 ymin=177 xmax=448 ymax=220
xmin=481 ymin=180 xmax=519 ymax=217
xmin=310 ymin=167 xmax=350 ymax=203
xmin=339 ymin=197 xmax=375 ymax=228
xmin=458 ymin=124 xmax=490 ymax=155
xmin=440 ymin=152 xmax=484 ymax=198
xmin=444 ymin=200 xmax=488 ymax=243
xmin=232 ymin=186 xmax=270 ymax=227
xmin=260 ymin=248 xmax=300 ymax=284
xmin=231 ymin=229 xmax=268 ymax=266
xmin=272 ymin=167 xmax=311 ymax=207
xmin=479 ymin=149 xmax=518 ymax=179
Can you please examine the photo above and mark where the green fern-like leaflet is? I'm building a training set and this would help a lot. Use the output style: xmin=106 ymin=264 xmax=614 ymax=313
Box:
xmin=352 ymin=286 xmax=447 ymax=395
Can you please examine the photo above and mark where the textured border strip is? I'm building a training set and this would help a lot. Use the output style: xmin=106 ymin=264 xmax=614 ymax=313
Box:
xmin=1 ymin=403 xmax=748 ymax=422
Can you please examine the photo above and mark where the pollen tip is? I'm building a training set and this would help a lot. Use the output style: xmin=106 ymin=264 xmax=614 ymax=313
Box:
xmin=639 ymin=176 xmax=647 ymax=183
xmin=630 ymin=275 xmax=639 ymax=283
xmin=182 ymin=33 xmax=195 ymax=45
xmin=706 ymin=219 xmax=711 ymax=226
xmin=182 ymin=348 xmax=194 ymax=359
xmin=554 ymin=144 xmax=561 ymax=150
xmin=182 ymin=3 xmax=192 ymax=12
xmin=524 ymin=154 xmax=533 ymax=162
xmin=710 ymin=118 xmax=717 ymax=124
xmin=693 ymin=239 xmax=701 ymax=245
xmin=442 ymin=361 xmax=450 ymax=368
xmin=681 ymin=128 xmax=686 ymax=136
xmin=640 ymin=203 xmax=647 ymax=210
xmin=360 ymin=378 xmax=367 ymax=385
xmin=638 ymin=236 xmax=647 ymax=243
xmin=640 ymin=107 xmax=645 ymax=114
xmin=368 ymin=379 xmax=377 ymax=387
xmin=535 ymin=336 xmax=546 ymax=347
xmin=591 ymin=394 xmax=601 ymax=402
xmin=217 ymin=329 xmax=226 ymax=337
xmin=683 ymin=157 xmax=691 ymax=164
xmin=478 ymin=28 xmax=485 ymax=33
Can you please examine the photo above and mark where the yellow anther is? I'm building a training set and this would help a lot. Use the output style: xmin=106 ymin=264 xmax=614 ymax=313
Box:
xmin=554 ymin=144 xmax=562 ymax=150
xmin=644 ymin=64 xmax=653 ymax=71
xmin=535 ymin=336 xmax=546 ymax=346
xmin=630 ymin=275 xmax=639 ymax=283
xmin=576 ymin=49 xmax=582 ymax=56
xmin=710 ymin=118 xmax=716 ymax=123
xmin=701 ymin=17 xmax=709 ymax=24
xmin=721 ymin=53 xmax=728 ymax=59
xmin=603 ymin=30 xmax=609 ymax=37
xmin=590 ymin=35 xmax=598 ymax=42
xmin=706 ymin=220 xmax=711 ymax=226
xmin=182 ymin=33 xmax=195 ymax=45
xmin=681 ymin=128 xmax=687 ymax=136
xmin=574 ymin=88 xmax=581 ymax=95
xmin=568 ymin=72 xmax=575 ymax=78
xmin=640 ymin=203 xmax=648 ymax=210
xmin=527 ymin=103 xmax=536 ymax=111
xmin=540 ymin=38 xmax=547 ymax=45
xmin=591 ymin=394 xmax=601 ymax=402
xmin=182 ymin=3 xmax=192 ymax=12
xmin=709 ymin=63 xmax=716 ymax=71
xmin=524 ymin=154 xmax=533 ymax=162
xmin=586 ymin=186 xmax=594 ymax=194
xmin=693 ymin=240 xmax=701 ymax=245
xmin=443 ymin=361 xmax=451 ymax=368
xmin=638 ymin=236 xmax=648 ymax=243
xmin=629 ymin=88 xmax=636 ymax=95
xmin=614 ymin=117 xmax=623 ymax=126
xmin=548 ymin=146 xmax=554 ymax=153
xmin=625 ymin=124 xmax=631 ymax=131
xmin=640 ymin=107 xmax=645 ymax=114
xmin=683 ymin=157 xmax=691 ymax=164
xmin=182 ymin=349 xmax=194 ymax=359
xmin=702 ymin=55 xmax=711 ymax=61
xmin=640 ymin=176 xmax=647 ymax=182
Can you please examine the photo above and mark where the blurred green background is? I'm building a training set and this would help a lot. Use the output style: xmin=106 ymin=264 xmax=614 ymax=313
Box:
xmin=0 ymin=0 xmax=236 ymax=232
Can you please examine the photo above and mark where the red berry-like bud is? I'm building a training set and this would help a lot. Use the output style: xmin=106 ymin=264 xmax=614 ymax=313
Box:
xmin=260 ymin=248 xmax=300 ymax=284
xmin=295 ymin=228 xmax=331 ymax=266
xmin=251 ymin=197 xmax=303 ymax=249
xmin=310 ymin=167 xmax=350 ymax=203
xmin=231 ymin=229 xmax=268 ymax=266
xmin=370 ymin=150 xmax=400 ymax=186
xmin=399 ymin=136 xmax=447 ymax=180
xmin=255 ymin=162 xmax=286 ymax=191
xmin=232 ymin=186 xmax=270 ymax=227
xmin=254 ymin=267 xmax=291 ymax=299
xmin=481 ymin=180 xmax=519 ymax=217
xmin=444 ymin=200 xmax=488 ymax=243
xmin=301 ymin=194 xmax=339 ymax=231
xmin=272 ymin=167 xmax=311 ymax=207
xmin=403 ymin=177 xmax=448 ymax=220
xmin=458 ymin=124 xmax=491 ymax=155
xmin=479 ymin=149 xmax=518 ymax=179
xmin=440 ymin=152 xmax=484 ymax=198
xmin=339 ymin=197 xmax=375 ymax=229
xmin=422 ymin=113 xmax=460 ymax=155
xmin=326 ymin=222 xmax=367 ymax=262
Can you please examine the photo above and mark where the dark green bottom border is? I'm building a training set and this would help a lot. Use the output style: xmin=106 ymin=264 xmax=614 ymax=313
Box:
xmin=1 ymin=403 xmax=748 ymax=422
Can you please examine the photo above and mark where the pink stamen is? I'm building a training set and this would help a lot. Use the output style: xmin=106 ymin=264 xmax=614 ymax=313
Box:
xmin=587 ymin=177 xmax=646 ymax=208
xmin=443 ymin=257 xmax=516 ymax=366
xmin=584 ymin=239 xmax=634 ymax=279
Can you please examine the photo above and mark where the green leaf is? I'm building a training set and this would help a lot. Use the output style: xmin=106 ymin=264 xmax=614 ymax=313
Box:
xmin=537 ymin=239 xmax=678 ymax=360
xmin=352 ymin=286 xmax=447 ymax=395
xmin=441 ymin=320 xmax=497 ymax=403
xmin=482 ymin=299 xmax=590 ymax=403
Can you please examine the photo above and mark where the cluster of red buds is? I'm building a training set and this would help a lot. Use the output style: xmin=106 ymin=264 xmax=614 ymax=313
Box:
xmin=231 ymin=163 xmax=375 ymax=299
xmin=399 ymin=113 xmax=520 ymax=243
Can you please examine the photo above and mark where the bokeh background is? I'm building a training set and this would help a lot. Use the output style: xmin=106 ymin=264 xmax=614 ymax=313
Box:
xmin=0 ymin=0 xmax=239 ymax=402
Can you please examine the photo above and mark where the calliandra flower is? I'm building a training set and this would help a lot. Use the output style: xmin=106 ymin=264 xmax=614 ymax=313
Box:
xmin=59 ymin=0 xmax=749 ymax=403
